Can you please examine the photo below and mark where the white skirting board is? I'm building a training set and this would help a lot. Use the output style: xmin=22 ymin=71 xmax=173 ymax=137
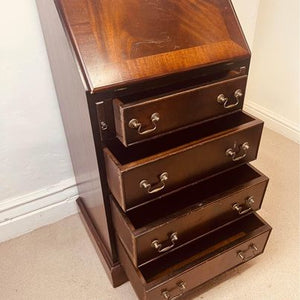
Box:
xmin=0 ymin=178 xmax=79 ymax=243
xmin=245 ymin=101 xmax=300 ymax=144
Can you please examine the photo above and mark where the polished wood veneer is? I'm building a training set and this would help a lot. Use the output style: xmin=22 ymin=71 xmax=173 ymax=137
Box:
xmin=111 ymin=164 xmax=268 ymax=267
xmin=36 ymin=0 xmax=125 ymax=286
xmin=104 ymin=112 xmax=263 ymax=210
xmin=113 ymin=76 xmax=247 ymax=146
xmin=77 ymin=198 xmax=127 ymax=287
xmin=37 ymin=0 xmax=271 ymax=298
xmin=54 ymin=0 xmax=250 ymax=92
xmin=117 ymin=213 xmax=271 ymax=300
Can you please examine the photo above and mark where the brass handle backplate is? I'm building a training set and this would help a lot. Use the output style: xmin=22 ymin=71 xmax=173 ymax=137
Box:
xmin=140 ymin=172 xmax=168 ymax=194
xmin=161 ymin=281 xmax=186 ymax=299
xmin=152 ymin=232 xmax=178 ymax=253
xmin=232 ymin=196 xmax=255 ymax=215
xmin=217 ymin=89 xmax=243 ymax=109
xmin=237 ymin=243 xmax=259 ymax=261
xmin=226 ymin=142 xmax=250 ymax=162
xmin=128 ymin=112 xmax=160 ymax=135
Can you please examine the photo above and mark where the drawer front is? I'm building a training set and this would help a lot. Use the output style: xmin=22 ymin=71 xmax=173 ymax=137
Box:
xmin=114 ymin=76 xmax=247 ymax=146
xmin=111 ymin=164 xmax=269 ymax=267
xmin=146 ymin=231 xmax=270 ymax=300
xmin=122 ymin=123 xmax=263 ymax=210
xmin=116 ymin=214 xmax=272 ymax=300
xmin=135 ymin=180 xmax=268 ymax=266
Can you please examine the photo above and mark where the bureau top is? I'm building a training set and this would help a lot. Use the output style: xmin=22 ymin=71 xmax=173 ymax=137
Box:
xmin=55 ymin=0 xmax=250 ymax=93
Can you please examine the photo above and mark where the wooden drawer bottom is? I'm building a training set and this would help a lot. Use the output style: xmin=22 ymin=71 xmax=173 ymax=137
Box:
xmin=117 ymin=213 xmax=271 ymax=300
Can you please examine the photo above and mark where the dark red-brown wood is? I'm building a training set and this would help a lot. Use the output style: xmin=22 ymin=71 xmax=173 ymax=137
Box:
xmin=113 ymin=76 xmax=248 ymax=146
xmin=36 ymin=0 xmax=122 ymax=285
xmin=117 ymin=213 xmax=272 ymax=300
xmin=104 ymin=111 xmax=264 ymax=211
xmin=37 ymin=1 xmax=272 ymax=298
xmin=77 ymin=198 xmax=127 ymax=287
xmin=54 ymin=0 xmax=250 ymax=92
xmin=111 ymin=164 xmax=269 ymax=267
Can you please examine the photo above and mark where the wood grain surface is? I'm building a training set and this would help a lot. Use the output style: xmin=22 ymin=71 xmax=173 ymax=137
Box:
xmin=116 ymin=213 xmax=271 ymax=300
xmin=111 ymin=164 xmax=269 ymax=267
xmin=55 ymin=0 xmax=250 ymax=92
xmin=104 ymin=112 xmax=263 ymax=210
xmin=114 ymin=76 xmax=248 ymax=146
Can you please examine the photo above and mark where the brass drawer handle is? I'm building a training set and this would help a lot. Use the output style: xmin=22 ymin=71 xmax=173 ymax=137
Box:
xmin=161 ymin=281 xmax=186 ymax=299
xmin=226 ymin=142 xmax=250 ymax=162
xmin=237 ymin=243 xmax=259 ymax=261
xmin=217 ymin=89 xmax=243 ymax=109
xmin=232 ymin=196 xmax=255 ymax=215
xmin=140 ymin=172 xmax=168 ymax=194
xmin=152 ymin=232 xmax=178 ymax=253
xmin=128 ymin=112 xmax=160 ymax=135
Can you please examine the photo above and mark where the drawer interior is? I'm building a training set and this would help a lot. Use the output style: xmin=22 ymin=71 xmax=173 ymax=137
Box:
xmin=139 ymin=213 xmax=267 ymax=282
xmin=107 ymin=111 xmax=255 ymax=165
xmin=116 ymin=71 xmax=245 ymax=104
xmin=126 ymin=164 xmax=263 ymax=228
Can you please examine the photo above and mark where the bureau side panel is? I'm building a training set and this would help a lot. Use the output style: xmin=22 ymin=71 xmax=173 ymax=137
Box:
xmin=36 ymin=0 xmax=114 ymax=259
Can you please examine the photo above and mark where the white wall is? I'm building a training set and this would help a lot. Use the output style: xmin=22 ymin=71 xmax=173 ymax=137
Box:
xmin=0 ymin=1 xmax=78 ymax=241
xmin=3 ymin=1 xmax=292 ymax=242
xmin=245 ymin=0 xmax=300 ymax=142
xmin=231 ymin=0 xmax=261 ymax=49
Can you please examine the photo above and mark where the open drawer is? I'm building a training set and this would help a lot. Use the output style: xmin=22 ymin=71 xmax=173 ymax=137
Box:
xmin=117 ymin=213 xmax=272 ymax=300
xmin=113 ymin=76 xmax=247 ymax=146
xmin=111 ymin=164 xmax=269 ymax=267
xmin=104 ymin=111 xmax=264 ymax=211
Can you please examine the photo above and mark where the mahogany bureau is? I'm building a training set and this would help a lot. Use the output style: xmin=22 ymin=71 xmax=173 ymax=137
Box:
xmin=37 ymin=0 xmax=272 ymax=299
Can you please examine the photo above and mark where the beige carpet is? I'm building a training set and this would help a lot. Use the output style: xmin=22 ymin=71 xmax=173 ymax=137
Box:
xmin=0 ymin=128 xmax=299 ymax=300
